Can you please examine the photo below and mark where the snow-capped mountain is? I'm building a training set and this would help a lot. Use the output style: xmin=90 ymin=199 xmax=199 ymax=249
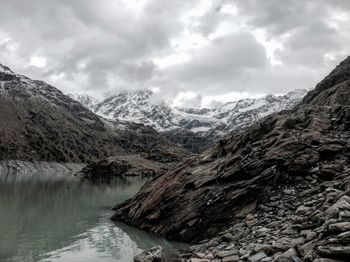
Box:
xmin=78 ymin=89 xmax=307 ymax=133
xmin=75 ymin=89 xmax=307 ymax=152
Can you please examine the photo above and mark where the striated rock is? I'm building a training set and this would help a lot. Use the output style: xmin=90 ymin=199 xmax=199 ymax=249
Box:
xmin=133 ymin=246 xmax=165 ymax=262
xmin=317 ymin=245 xmax=350 ymax=260
xmin=248 ymin=252 xmax=267 ymax=262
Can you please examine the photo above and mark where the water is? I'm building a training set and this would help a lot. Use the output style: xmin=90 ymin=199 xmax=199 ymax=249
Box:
xmin=0 ymin=168 xmax=179 ymax=262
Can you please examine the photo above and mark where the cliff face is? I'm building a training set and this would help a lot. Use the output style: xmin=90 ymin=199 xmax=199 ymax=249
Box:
xmin=112 ymin=56 xmax=350 ymax=249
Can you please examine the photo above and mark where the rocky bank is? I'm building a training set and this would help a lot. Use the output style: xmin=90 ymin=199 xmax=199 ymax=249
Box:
xmin=75 ymin=155 xmax=175 ymax=181
xmin=113 ymin=57 xmax=350 ymax=262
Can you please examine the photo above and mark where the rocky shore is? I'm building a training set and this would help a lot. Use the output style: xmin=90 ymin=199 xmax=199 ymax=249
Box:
xmin=179 ymin=171 xmax=350 ymax=261
xmin=75 ymin=155 xmax=173 ymax=181
xmin=0 ymin=160 xmax=85 ymax=175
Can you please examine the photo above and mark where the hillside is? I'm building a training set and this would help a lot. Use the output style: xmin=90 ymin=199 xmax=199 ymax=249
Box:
xmin=0 ymin=64 xmax=187 ymax=163
xmin=112 ymin=57 xmax=350 ymax=261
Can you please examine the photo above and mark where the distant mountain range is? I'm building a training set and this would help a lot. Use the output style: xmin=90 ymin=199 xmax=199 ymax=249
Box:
xmin=72 ymin=89 xmax=307 ymax=152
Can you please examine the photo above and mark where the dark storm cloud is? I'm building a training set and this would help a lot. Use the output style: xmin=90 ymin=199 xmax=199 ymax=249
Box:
xmin=0 ymin=0 xmax=350 ymax=102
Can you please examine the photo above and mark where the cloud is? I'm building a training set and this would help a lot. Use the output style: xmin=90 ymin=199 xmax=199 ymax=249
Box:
xmin=0 ymin=0 xmax=350 ymax=104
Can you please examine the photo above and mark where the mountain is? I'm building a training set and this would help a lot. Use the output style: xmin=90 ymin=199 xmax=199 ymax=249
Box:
xmin=112 ymin=57 xmax=350 ymax=261
xmin=76 ymin=89 xmax=307 ymax=152
xmin=0 ymin=64 xmax=187 ymax=163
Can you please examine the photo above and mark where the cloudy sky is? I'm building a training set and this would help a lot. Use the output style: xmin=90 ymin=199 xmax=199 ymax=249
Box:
xmin=1 ymin=0 xmax=350 ymax=107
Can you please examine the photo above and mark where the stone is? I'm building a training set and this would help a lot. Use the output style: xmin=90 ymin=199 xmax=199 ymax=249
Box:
xmin=134 ymin=246 xmax=165 ymax=262
xmin=313 ymin=259 xmax=346 ymax=262
xmin=272 ymin=237 xmax=305 ymax=253
xmin=188 ymin=259 xmax=210 ymax=262
xmin=328 ymin=222 xmax=350 ymax=233
xmin=217 ymin=249 xmax=239 ymax=258
xmin=283 ymin=189 xmax=293 ymax=195
xmin=317 ymin=245 xmax=350 ymax=259
xmin=296 ymin=205 xmax=314 ymax=215
xmin=222 ymin=255 xmax=240 ymax=262
xmin=246 ymin=213 xmax=255 ymax=220
xmin=248 ymin=252 xmax=267 ymax=262
xmin=247 ymin=219 xmax=259 ymax=227
xmin=297 ymin=240 xmax=315 ymax=257
xmin=222 ymin=232 xmax=235 ymax=242
xmin=274 ymin=248 xmax=302 ymax=262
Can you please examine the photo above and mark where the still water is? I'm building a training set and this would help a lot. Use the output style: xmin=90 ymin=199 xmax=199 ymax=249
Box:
xmin=0 ymin=168 xmax=177 ymax=262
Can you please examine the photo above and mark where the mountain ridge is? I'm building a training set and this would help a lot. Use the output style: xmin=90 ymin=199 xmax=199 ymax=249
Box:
xmin=0 ymin=63 xmax=188 ymax=163
xmin=73 ymin=88 xmax=307 ymax=152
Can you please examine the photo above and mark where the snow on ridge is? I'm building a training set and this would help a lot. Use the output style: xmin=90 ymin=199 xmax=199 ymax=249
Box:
xmin=80 ymin=88 xmax=308 ymax=134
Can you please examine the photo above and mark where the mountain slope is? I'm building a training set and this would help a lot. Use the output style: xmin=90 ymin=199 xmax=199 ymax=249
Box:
xmin=77 ymin=89 xmax=307 ymax=153
xmin=0 ymin=64 xmax=187 ymax=163
xmin=112 ymin=57 xmax=350 ymax=260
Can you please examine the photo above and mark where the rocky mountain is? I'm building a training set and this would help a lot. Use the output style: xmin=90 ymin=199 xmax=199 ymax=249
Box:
xmin=74 ymin=89 xmax=307 ymax=153
xmin=0 ymin=63 xmax=187 ymax=163
xmin=112 ymin=57 xmax=350 ymax=261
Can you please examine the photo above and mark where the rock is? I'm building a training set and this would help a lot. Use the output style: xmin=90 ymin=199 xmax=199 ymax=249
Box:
xmin=222 ymin=255 xmax=240 ymax=262
xmin=297 ymin=241 xmax=315 ymax=257
xmin=313 ymin=259 xmax=346 ymax=262
xmin=274 ymin=248 xmax=302 ymax=262
xmin=296 ymin=205 xmax=314 ymax=215
xmin=272 ymin=237 xmax=305 ymax=253
xmin=222 ymin=232 xmax=235 ymax=242
xmin=134 ymin=246 xmax=165 ymax=262
xmin=248 ymin=252 xmax=267 ymax=262
xmin=283 ymin=189 xmax=293 ymax=195
xmin=247 ymin=219 xmax=259 ymax=228
xmin=328 ymin=222 xmax=350 ymax=233
xmin=317 ymin=245 xmax=350 ymax=260
xmin=217 ymin=249 xmax=239 ymax=258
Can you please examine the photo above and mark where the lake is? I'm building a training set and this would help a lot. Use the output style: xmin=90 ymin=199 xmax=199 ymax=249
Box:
xmin=0 ymin=167 xmax=178 ymax=262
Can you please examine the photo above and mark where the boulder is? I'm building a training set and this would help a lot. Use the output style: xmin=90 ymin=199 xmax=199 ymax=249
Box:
xmin=134 ymin=246 xmax=165 ymax=262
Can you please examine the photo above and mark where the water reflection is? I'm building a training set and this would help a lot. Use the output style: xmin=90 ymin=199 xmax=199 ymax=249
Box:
xmin=0 ymin=169 xmax=179 ymax=262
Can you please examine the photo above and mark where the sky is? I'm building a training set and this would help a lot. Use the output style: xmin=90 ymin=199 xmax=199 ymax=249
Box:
xmin=1 ymin=0 xmax=350 ymax=108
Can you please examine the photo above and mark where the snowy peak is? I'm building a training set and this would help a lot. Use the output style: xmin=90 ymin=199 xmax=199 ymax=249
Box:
xmin=86 ymin=89 xmax=307 ymax=135
xmin=69 ymin=94 xmax=100 ymax=111
xmin=0 ymin=63 xmax=16 ymax=81
xmin=93 ymin=90 xmax=175 ymax=130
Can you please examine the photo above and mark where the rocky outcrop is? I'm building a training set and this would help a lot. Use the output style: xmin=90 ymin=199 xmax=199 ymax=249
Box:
xmin=75 ymin=155 xmax=172 ymax=181
xmin=112 ymin=56 xmax=350 ymax=261
xmin=134 ymin=246 xmax=166 ymax=262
